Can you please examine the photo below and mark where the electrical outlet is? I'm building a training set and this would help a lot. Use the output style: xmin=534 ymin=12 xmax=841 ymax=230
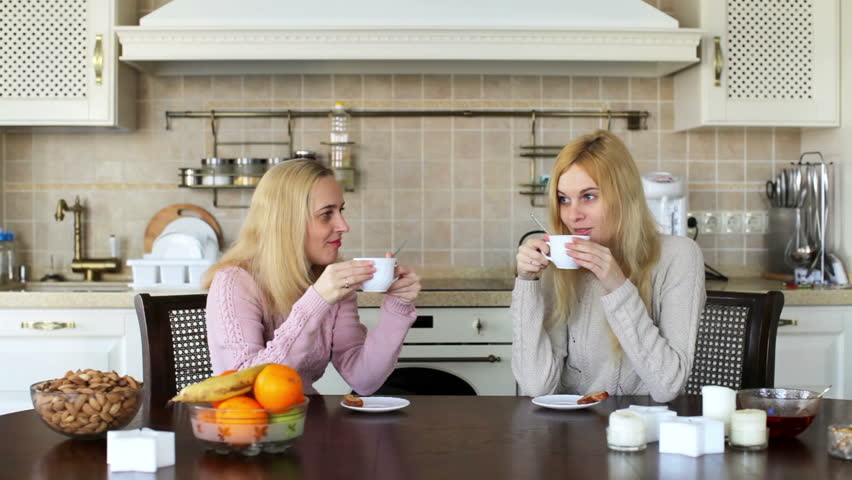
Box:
xmin=743 ymin=211 xmax=768 ymax=234
xmin=721 ymin=211 xmax=743 ymax=233
xmin=701 ymin=211 xmax=720 ymax=234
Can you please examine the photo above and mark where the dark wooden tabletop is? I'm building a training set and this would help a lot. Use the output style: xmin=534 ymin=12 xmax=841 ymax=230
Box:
xmin=2 ymin=395 xmax=850 ymax=479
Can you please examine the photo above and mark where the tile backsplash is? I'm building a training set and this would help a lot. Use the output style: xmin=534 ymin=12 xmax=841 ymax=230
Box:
xmin=1 ymin=72 xmax=800 ymax=280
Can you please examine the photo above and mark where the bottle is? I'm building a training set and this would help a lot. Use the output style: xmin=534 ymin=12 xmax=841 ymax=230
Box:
xmin=4 ymin=231 xmax=16 ymax=282
xmin=328 ymin=101 xmax=351 ymax=169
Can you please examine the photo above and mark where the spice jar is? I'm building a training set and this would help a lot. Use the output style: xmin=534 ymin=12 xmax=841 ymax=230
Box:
xmin=828 ymin=424 xmax=852 ymax=460
xmin=293 ymin=150 xmax=318 ymax=161
xmin=178 ymin=167 xmax=210 ymax=186
xmin=234 ymin=158 xmax=267 ymax=186
xmin=200 ymin=158 xmax=235 ymax=185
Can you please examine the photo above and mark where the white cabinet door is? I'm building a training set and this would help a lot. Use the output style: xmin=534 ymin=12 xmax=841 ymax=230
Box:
xmin=0 ymin=0 xmax=136 ymax=128
xmin=0 ymin=308 xmax=141 ymax=415
xmin=774 ymin=306 xmax=847 ymax=399
xmin=672 ymin=0 xmax=839 ymax=130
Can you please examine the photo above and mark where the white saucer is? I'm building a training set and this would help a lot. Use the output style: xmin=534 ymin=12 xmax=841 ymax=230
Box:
xmin=340 ymin=396 xmax=410 ymax=413
xmin=531 ymin=394 xmax=602 ymax=410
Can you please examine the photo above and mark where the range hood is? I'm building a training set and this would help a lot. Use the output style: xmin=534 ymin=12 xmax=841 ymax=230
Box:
xmin=115 ymin=0 xmax=702 ymax=77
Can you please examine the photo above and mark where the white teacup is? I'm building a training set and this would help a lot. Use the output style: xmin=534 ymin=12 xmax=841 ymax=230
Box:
xmin=543 ymin=235 xmax=590 ymax=269
xmin=354 ymin=257 xmax=398 ymax=292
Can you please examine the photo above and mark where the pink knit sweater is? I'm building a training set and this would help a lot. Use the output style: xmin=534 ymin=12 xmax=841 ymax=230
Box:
xmin=205 ymin=266 xmax=416 ymax=395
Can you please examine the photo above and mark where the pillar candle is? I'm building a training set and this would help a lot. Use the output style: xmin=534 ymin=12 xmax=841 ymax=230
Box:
xmin=107 ymin=428 xmax=175 ymax=472
xmin=626 ymin=405 xmax=677 ymax=443
xmin=607 ymin=410 xmax=647 ymax=451
xmin=659 ymin=416 xmax=725 ymax=457
xmin=701 ymin=385 xmax=736 ymax=435
xmin=729 ymin=409 xmax=768 ymax=449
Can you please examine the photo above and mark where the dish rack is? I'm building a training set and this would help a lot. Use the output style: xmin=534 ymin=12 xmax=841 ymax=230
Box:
xmin=127 ymin=257 xmax=215 ymax=290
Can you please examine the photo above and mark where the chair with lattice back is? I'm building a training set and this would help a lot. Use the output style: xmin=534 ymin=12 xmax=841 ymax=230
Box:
xmin=685 ymin=290 xmax=784 ymax=394
xmin=134 ymin=293 xmax=212 ymax=408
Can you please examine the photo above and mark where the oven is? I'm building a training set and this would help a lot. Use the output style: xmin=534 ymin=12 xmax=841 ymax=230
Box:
xmin=313 ymin=307 xmax=516 ymax=395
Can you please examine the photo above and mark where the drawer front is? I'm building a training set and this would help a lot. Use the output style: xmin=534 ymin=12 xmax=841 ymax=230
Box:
xmin=1 ymin=309 xmax=126 ymax=337
xmin=778 ymin=306 xmax=845 ymax=334
xmin=358 ymin=307 xmax=511 ymax=343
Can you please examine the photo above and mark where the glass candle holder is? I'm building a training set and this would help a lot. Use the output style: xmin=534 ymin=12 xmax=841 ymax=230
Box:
xmin=827 ymin=424 xmax=852 ymax=460
xmin=607 ymin=411 xmax=647 ymax=452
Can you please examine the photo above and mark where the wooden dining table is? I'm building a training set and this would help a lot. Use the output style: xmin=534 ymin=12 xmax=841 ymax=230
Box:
xmin=2 ymin=395 xmax=850 ymax=479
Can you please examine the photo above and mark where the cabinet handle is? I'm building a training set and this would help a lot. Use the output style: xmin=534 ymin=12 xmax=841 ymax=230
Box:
xmin=713 ymin=36 xmax=723 ymax=87
xmin=778 ymin=319 xmax=798 ymax=327
xmin=398 ymin=355 xmax=501 ymax=363
xmin=92 ymin=34 xmax=104 ymax=86
xmin=20 ymin=321 xmax=76 ymax=331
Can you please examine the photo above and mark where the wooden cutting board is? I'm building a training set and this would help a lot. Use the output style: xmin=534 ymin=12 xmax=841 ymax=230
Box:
xmin=143 ymin=204 xmax=224 ymax=253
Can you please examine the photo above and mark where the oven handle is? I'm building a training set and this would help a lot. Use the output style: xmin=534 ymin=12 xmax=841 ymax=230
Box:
xmin=398 ymin=355 xmax=501 ymax=363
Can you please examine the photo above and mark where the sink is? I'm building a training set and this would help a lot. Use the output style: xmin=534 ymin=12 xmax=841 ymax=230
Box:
xmin=3 ymin=281 xmax=131 ymax=293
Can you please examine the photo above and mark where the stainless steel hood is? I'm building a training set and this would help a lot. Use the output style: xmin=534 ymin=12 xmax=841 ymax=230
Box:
xmin=115 ymin=0 xmax=702 ymax=77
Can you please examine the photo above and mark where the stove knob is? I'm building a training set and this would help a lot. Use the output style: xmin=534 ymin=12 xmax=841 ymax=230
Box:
xmin=473 ymin=318 xmax=482 ymax=335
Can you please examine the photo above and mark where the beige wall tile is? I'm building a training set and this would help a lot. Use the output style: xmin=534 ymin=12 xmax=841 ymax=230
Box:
xmin=152 ymin=76 xmax=182 ymax=100
xmin=483 ymin=220 xmax=511 ymax=249
xmin=363 ymin=189 xmax=392 ymax=219
xmin=303 ymin=75 xmax=333 ymax=100
xmin=243 ymin=76 xmax=271 ymax=100
xmin=5 ymin=160 xmax=32 ymax=183
xmin=746 ymin=130 xmax=773 ymax=161
xmin=453 ymin=221 xmax=482 ymax=249
xmin=423 ymin=190 xmax=452 ymax=218
xmin=717 ymin=162 xmax=745 ymax=182
xmin=453 ymin=250 xmax=482 ymax=266
xmin=423 ymin=251 xmax=451 ymax=264
xmin=718 ymin=129 xmax=745 ymax=160
xmin=213 ymin=76 xmax=242 ymax=99
xmin=688 ymin=161 xmax=716 ymax=182
xmin=4 ymin=133 xmax=32 ymax=160
xmin=659 ymin=102 xmax=674 ymax=130
xmin=659 ymin=76 xmax=674 ymax=101
xmin=393 ymin=75 xmax=423 ymax=100
xmin=483 ymin=75 xmax=511 ymax=98
xmin=688 ymin=131 xmax=715 ymax=160
xmin=453 ymin=160 xmax=482 ymax=189
xmin=453 ymin=75 xmax=482 ymax=99
xmin=746 ymin=161 xmax=773 ymax=183
xmin=453 ymin=131 xmax=481 ymax=159
xmin=393 ymin=220 xmax=422 ymax=249
xmin=272 ymin=75 xmax=302 ymax=100
xmin=363 ymin=220 xmax=392 ymax=250
xmin=601 ymin=77 xmax=628 ymax=100
xmin=572 ymin=77 xmax=600 ymax=100
xmin=393 ymin=161 xmax=422 ymax=189
xmin=660 ymin=132 xmax=687 ymax=160
xmin=423 ymin=162 xmax=452 ymax=188
xmin=423 ymin=75 xmax=451 ymax=99
xmin=393 ymin=190 xmax=422 ymax=220
xmin=423 ymin=220 xmax=451 ymax=248
xmin=689 ymin=191 xmax=717 ymax=211
xmin=6 ymin=192 xmax=32 ymax=220
xmin=510 ymin=76 xmax=540 ymax=100
xmin=543 ymin=76 xmax=571 ymax=100
xmin=718 ymin=192 xmax=745 ymax=210
xmin=453 ymin=190 xmax=481 ymax=219
xmin=774 ymin=129 xmax=801 ymax=161
xmin=392 ymin=131 xmax=422 ymax=161
xmin=630 ymin=78 xmax=658 ymax=101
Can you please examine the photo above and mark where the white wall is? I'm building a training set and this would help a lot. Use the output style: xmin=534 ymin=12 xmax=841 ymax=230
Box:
xmin=801 ymin=1 xmax=851 ymax=268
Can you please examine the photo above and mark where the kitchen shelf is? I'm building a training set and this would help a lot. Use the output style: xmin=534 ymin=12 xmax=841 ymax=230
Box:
xmin=178 ymin=184 xmax=256 ymax=209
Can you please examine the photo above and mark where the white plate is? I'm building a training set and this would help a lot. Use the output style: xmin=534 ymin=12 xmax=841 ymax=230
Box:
xmin=340 ymin=396 xmax=410 ymax=413
xmin=531 ymin=394 xmax=601 ymax=410
xmin=151 ymin=232 xmax=204 ymax=259
xmin=161 ymin=217 xmax=219 ymax=258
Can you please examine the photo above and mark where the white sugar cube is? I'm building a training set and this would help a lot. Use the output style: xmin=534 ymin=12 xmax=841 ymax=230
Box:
xmin=659 ymin=416 xmax=725 ymax=457
xmin=625 ymin=405 xmax=677 ymax=443
xmin=107 ymin=429 xmax=175 ymax=472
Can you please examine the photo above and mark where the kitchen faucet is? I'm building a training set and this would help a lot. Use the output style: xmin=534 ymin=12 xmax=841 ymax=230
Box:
xmin=55 ymin=196 xmax=120 ymax=281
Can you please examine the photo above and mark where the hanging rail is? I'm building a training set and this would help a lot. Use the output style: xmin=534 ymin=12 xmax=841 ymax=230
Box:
xmin=164 ymin=108 xmax=648 ymax=130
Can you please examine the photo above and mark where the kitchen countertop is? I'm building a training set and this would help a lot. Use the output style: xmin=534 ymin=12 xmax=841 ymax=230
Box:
xmin=1 ymin=277 xmax=851 ymax=309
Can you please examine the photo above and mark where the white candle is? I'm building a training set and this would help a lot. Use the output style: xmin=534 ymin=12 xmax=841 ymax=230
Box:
xmin=626 ymin=405 xmax=677 ymax=443
xmin=659 ymin=416 xmax=725 ymax=457
xmin=729 ymin=409 xmax=768 ymax=449
xmin=607 ymin=411 xmax=647 ymax=451
xmin=701 ymin=385 xmax=736 ymax=435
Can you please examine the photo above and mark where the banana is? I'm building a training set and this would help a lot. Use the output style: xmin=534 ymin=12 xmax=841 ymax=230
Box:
xmin=171 ymin=363 xmax=272 ymax=403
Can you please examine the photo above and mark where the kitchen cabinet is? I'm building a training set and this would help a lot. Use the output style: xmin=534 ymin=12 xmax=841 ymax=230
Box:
xmin=672 ymin=0 xmax=839 ymax=130
xmin=313 ymin=307 xmax=516 ymax=396
xmin=774 ymin=305 xmax=850 ymax=399
xmin=0 ymin=0 xmax=136 ymax=128
xmin=0 ymin=308 xmax=142 ymax=415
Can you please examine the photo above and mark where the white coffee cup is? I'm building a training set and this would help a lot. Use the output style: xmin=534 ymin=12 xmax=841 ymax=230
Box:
xmin=543 ymin=235 xmax=590 ymax=269
xmin=354 ymin=257 xmax=398 ymax=292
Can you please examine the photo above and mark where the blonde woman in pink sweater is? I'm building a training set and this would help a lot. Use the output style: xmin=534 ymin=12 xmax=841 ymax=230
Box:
xmin=203 ymin=159 xmax=421 ymax=395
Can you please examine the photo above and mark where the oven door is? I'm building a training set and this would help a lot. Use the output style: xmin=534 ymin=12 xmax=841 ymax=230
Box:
xmin=313 ymin=344 xmax=515 ymax=395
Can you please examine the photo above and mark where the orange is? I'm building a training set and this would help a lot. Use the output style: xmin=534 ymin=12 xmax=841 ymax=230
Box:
xmin=253 ymin=363 xmax=305 ymax=412
xmin=211 ymin=370 xmax=238 ymax=408
xmin=215 ymin=395 xmax=268 ymax=425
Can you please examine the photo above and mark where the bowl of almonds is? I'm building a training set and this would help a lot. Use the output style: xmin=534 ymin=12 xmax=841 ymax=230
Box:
xmin=30 ymin=369 xmax=144 ymax=439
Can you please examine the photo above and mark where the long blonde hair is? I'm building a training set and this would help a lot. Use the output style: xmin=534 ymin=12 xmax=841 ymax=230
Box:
xmin=547 ymin=130 xmax=661 ymax=331
xmin=203 ymin=159 xmax=335 ymax=315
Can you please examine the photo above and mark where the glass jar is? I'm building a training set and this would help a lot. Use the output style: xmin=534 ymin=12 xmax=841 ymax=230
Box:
xmin=234 ymin=158 xmax=268 ymax=186
xmin=200 ymin=158 xmax=236 ymax=185
xmin=828 ymin=424 xmax=852 ymax=460
xmin=179 ymin=167 xmax=210 ymax=186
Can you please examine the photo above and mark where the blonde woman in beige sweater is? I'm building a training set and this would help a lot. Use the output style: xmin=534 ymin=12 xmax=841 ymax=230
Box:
xmin=512 ymin=130 xmax=705 ymax=403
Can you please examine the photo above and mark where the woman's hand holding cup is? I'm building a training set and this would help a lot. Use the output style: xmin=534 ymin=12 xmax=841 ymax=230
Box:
xmin=386 ymin=263 xmax=421 ymax=303
xmin=314 ymin=260 xmax=376 ymax=304
xmin=516 ymin=236 xmax=551 ymax=280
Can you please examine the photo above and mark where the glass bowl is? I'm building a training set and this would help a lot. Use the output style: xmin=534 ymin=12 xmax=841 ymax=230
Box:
xmin=186 ymin=398 xmax=309 ymax=456
xmin=737 ymin=388 xmax=822 ymax=438
xmin=30 ymin=382 xmax=143 ymax=440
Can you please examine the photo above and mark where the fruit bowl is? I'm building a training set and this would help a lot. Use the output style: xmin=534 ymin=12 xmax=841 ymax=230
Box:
xmin=186 ymin=397 xmax=309 ymax=456
xmin=737 ymin=388 xmax=823 ymax=439
xmin=30 ymin=376 xmax=143 ymax=440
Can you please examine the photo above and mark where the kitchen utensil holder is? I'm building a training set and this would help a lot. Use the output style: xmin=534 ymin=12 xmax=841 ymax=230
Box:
xmin=170 ymin=107 xmax=648 ymax=208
